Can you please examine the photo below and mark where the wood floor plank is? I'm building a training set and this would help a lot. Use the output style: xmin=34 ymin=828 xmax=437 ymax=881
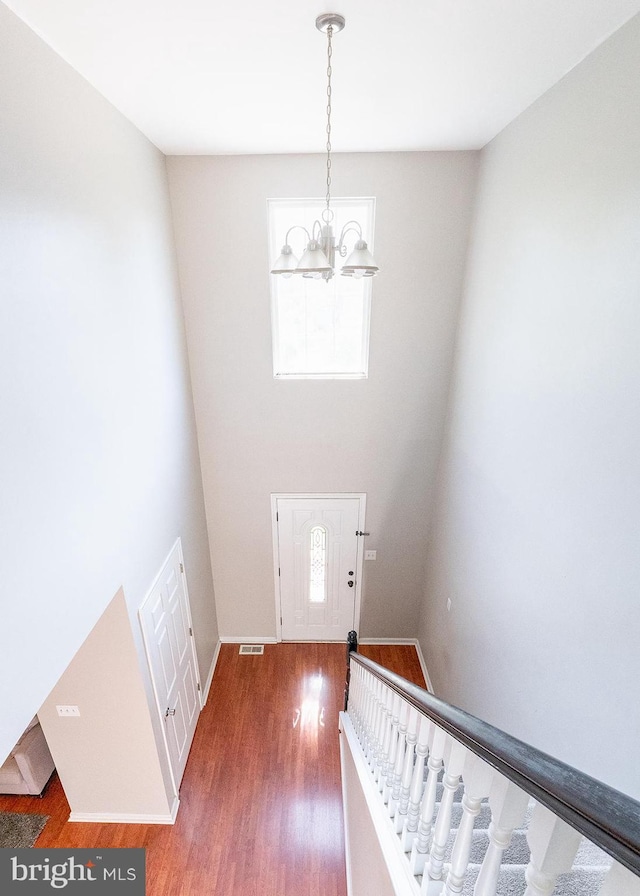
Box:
xmin=0 ymin=642 xmax=426 ymax=894
xmin=358 ymin=643 xmax=427 ymax=689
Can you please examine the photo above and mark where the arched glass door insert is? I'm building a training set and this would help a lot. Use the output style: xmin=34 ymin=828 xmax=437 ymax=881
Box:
xmin=309 ymin=525 xmax=328 ymax=603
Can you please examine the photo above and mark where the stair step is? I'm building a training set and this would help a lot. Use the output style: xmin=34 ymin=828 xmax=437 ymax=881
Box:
xmin=435 ymin=829 xmax=531 ymax=866
xmin=574 ymin=837 xmax=612 ymax=867
xmin=421 ymin=828 xmax=609 ymax=872
xmin=435 ymin=781 xmax=465 ymax=803
xmin=420 ymin=787 xmax=610 ymax=894
xmin=454 ymin=864 xmax=608 ymax=896
xmin=460 ymin=865 xmax=526 ymax=896
xmin=447 ymin=802 xmax=493 ymax=829
xmin=555 ymin=867 xmax=610 ymax=895
xmin=436 ymin=798 xmax=534 ymax=831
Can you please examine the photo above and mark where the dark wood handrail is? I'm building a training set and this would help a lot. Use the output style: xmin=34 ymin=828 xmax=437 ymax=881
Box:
xmin=347 ymin=651 xmax=640 ymax=878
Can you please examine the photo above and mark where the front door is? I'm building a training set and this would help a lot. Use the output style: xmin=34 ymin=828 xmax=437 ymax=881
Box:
xmin=139 ymin=539 xmax=201 ymax=792
xmin=274 ymin=495 xmax=365 ymax=641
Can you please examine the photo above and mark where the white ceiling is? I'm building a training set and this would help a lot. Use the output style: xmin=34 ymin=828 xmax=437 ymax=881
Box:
xmin=4 ymin=0 xmax=640 ymax=155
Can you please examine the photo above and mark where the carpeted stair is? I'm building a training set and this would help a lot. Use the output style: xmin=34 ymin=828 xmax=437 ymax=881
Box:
xmin=414 ymin=780 xmax=611 ymax=895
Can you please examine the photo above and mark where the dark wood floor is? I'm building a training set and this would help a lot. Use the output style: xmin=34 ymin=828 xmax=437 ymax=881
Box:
xmin=0 ymin=643 xmax=425 ymax=895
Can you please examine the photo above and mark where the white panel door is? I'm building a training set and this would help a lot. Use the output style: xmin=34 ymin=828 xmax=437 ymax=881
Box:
xmin=276 ymin=496 xmax=364 ymax=641
xmin=139 ymin=540 xmax=201 ymax=791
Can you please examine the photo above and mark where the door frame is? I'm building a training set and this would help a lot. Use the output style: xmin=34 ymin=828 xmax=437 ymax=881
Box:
xmin=271 ymin=493 xmax=367 ymax=642
xmin=138 ymin=537 xmax=202 ymax=797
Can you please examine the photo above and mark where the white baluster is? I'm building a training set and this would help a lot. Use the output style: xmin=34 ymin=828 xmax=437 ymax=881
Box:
xmin=383 ymin=693 xmax=402 ymax=804
xmin=356 ymin=669 xmax=374 ymax=755
xmin=598 ymin=860 xmax=640 ymax=896
xmin=444 ymin=753 xmax=495 ymax=896
xmin=524 ymin=803 xmax=582 ymax=896
xmin=350 ymin=667 xmax=365 ymax=747
xmin=395 ymin=706 xmax=419 ymax=833
xmin=410 ymin=725 xmax=447 ymax=876
xmin=424 ymin=739 xmax=468 ymax=888
xmin=369 ymin=678 xmax=385 ymax=780
xmin=402 ymin=714 xmax=431 ymax=850
xmin=368 ymin=677 xmax=385 ymax=770
xmin=389 ymin=699 xmax=409 ymax=818
xmin=347 ymin=663 xmax=362 ymax=733
xmin=364 ymin=671 xmax=379 ymax=761
xmin=474 ymin=775 xmax=529 ymax=896
xmin=376 ymin=684 xmax=395 ymax=789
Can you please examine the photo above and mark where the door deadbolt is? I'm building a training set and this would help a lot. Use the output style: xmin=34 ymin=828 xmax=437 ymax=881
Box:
xmin=348 ymin=580 xmax=354 ymax=587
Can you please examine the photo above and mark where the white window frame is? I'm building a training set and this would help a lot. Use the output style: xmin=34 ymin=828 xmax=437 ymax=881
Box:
xmin=268 ymin=197 xmax=375 ymax=380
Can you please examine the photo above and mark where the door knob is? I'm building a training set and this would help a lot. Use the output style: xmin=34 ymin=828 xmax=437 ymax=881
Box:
xmin=348 ymin=580 xmax=354 ymax=587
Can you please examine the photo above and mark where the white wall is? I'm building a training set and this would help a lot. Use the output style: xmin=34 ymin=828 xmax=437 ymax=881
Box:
xmin=38 ymin=590 xmax=173 ymax=820
xmin=340 ymin=717 xmax=398 ymax=896
xmin=0 ymin=1 xmax=218 ymax=800
xmin=419 ymin=14 xmax=640 ymax=798
xmin=167 ymin=151 xmax=478 ymax=640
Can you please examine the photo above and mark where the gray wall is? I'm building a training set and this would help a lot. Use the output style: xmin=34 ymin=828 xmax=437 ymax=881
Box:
xmin=167 ymin=151 xmax=478 ymax=640
xmin=419 ymin=14 xmax=640 ymax=798
xmin=0 ymin=2 xmax=218 ymax=804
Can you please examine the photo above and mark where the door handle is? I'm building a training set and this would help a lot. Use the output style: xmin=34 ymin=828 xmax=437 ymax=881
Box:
xmin=347 ymin=580 xmax=354 ymax=588
xmin=165 ymin=707 xmax=176 ymax=718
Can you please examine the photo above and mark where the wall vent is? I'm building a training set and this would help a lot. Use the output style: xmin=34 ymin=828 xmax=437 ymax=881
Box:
xmin=239 ymin=645 xmax=264 ymax=655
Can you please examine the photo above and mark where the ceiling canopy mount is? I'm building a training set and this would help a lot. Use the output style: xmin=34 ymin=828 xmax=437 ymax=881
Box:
xmin=315 ymin=13 xmax=345 ymax=34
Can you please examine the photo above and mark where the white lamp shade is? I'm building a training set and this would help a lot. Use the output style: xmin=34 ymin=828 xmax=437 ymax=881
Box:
xmin=271 ymin=244 xmax=299 ymax=275
xmin=341 ymin=239 xmax=379 ymax=277
xmin=296 ymin=240 xmax=332 ymax=275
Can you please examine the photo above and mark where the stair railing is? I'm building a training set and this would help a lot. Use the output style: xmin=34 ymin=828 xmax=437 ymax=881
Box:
xmin=341 ymin=636 xmax=640 ymax=896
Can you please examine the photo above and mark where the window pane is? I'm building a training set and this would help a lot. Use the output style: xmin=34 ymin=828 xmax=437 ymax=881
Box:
xmin=309 ymin=525 xmax=327 ymax=604
xmin=269 ymin=198 xmax=374 ymax=379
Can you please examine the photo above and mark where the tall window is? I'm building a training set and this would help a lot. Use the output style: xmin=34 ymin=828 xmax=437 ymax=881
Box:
xmin=268 ymin=198 xmax=375 ymax=379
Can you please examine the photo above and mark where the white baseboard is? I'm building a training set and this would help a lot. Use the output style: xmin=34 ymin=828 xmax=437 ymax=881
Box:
xmin=358 ymin=637 xmax=417 ymax=645
xmin=215 ymin=635 xmax=436 ymax=693
xmin=358 ymin=637 xmax=434 ymax=694
xmin=219 ymin=636 xmax=278 ymax=644
xmin=202 ymin=640 xmax=221 ymax=704
xmin=69 ymin=797 xmax=179 ymax=825
xmin=412 ymin=640 xmax=434 ymax=694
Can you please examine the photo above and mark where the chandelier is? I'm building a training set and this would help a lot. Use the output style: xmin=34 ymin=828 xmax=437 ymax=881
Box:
xmin=270 ymin=13 xmax=379 ymax=281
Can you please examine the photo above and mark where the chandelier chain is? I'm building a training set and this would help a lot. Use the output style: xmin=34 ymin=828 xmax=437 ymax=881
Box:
xmin=325 ymin=24 xmax=333 ymax=219
xmin=270 ymin=15 xmax=379 ymax=280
